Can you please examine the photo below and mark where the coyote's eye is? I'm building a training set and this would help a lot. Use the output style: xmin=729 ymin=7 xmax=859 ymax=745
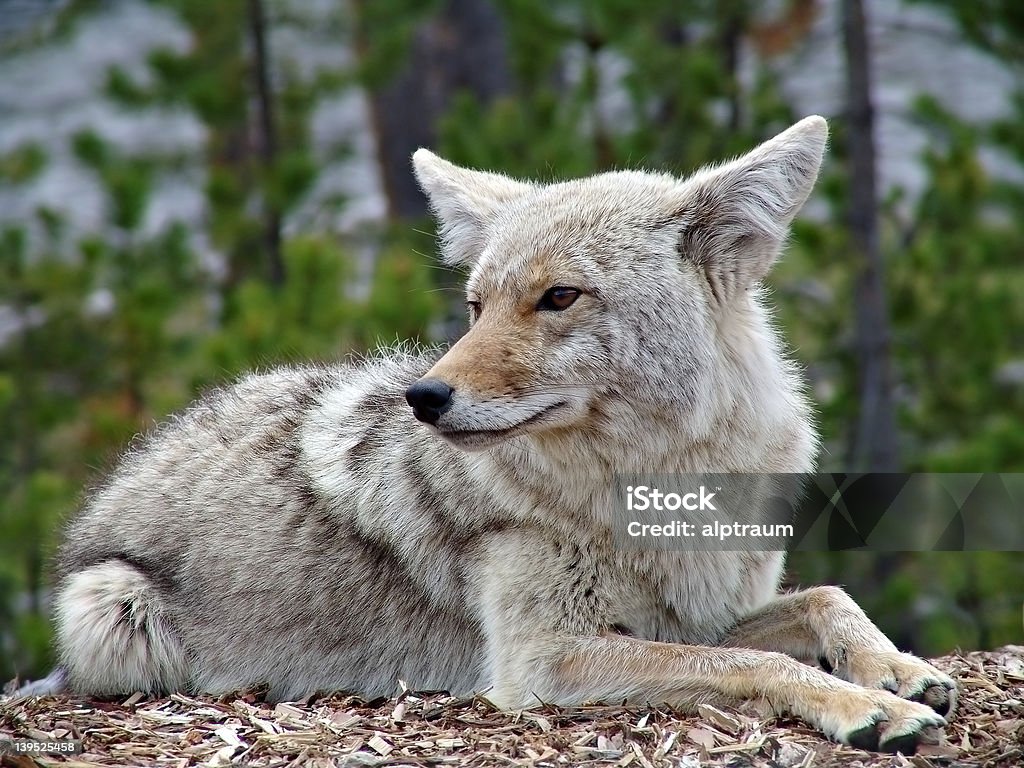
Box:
xmin=466 ymin=300 xmax=482 ymax=321
xmin=537 ymin=287 xmax=581 ymax=312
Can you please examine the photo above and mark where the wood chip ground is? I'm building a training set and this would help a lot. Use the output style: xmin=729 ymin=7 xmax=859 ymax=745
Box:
xmin=2 ymin=647 xmax=1021 ymax=767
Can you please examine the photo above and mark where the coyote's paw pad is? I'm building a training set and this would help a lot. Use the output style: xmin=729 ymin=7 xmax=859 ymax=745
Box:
xmin=828 ymin=690 xmax=947 ymax=754
xmin=843 ymin=651 xmax=957 ymax=717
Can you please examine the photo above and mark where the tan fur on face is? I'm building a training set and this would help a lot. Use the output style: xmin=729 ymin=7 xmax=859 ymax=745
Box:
xmin=427 ymin=259 xmax=592 ymax=398
xmin=426 ymin=312 xmax=542 ymax=398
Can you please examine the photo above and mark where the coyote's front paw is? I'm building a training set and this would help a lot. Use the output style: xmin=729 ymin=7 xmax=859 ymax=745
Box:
xmin=821 ymin=688 xmax=947 ymax=754
xmin=840 ymin=651 xmax=957 ymax=717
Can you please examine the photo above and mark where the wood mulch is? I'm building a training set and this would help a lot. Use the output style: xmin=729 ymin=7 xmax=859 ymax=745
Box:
xmin=1 ymin=647 xmax=1021 ymax=767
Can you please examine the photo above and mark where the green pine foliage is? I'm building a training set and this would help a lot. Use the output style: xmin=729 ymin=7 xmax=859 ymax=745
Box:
xmin=1 ymin=0 xmax=1022 ymax=682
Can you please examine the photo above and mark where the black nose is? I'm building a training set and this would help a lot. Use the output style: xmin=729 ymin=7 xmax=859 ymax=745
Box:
xmin=405 ymin=378 xmax=454 ymax=424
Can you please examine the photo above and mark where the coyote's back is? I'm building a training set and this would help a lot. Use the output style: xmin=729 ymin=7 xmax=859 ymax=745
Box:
xmin=47 ymin=117 xmax=957 ymax=754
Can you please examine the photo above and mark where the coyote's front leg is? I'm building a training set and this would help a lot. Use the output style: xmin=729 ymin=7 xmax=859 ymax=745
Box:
xmin=722 ymin=586 xmax=957 ymax=717
xmin=477 ymin=535 xmax=947 ymax=753
xmin=489 ymin=634 xmax=945 ymax=753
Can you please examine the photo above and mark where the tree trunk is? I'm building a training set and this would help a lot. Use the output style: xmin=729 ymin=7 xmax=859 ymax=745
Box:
xmin=841 ymin=0 xmax=900 ymax=471
xmin=355 ymin=0 xmax=512 ymax=220
xmin=716 ymin=0 xmax=746 ymax=134
xmin=247 ymin=0 xmax=284 ymax=287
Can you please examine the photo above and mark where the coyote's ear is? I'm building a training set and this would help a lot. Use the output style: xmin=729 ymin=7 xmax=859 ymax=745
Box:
xmin=673 ymin=115 xmax=828 ymax=303
xmin=412 ymin=149 xmax=533 ymax=267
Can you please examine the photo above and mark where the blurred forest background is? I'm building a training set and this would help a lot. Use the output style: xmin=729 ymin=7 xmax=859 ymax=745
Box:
xmin=1 ymin=0 xmax=1022 ymax=684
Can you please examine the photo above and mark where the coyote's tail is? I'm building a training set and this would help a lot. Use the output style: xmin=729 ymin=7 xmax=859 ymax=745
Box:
xmin=54 ymin=560 xmax=188 ymax=695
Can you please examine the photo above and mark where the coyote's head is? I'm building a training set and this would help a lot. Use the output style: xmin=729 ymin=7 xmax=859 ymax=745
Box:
xmin=406 ymin=117 xmax=827 ymax=451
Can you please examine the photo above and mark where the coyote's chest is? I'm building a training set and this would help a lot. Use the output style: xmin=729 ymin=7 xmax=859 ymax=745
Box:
xmin=604 ymin=550 xmax=785 ymax=645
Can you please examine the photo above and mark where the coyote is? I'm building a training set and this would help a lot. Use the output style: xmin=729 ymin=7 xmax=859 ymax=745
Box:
xmin=46 ymin=117 xmax=955 ymax=753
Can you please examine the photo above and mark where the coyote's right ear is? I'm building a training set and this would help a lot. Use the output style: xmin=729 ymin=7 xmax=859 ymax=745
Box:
xmin=412 ymin=150 xmax=533 ymax=267
xmin=673 ymin=115 xmax=828 ymax=304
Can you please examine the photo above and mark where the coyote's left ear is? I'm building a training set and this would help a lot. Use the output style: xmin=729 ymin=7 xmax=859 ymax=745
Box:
xmin=413 ymin=149 xmax=533 ymax=267
xmin=673 ymin=115 xmax=828 ymax=303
